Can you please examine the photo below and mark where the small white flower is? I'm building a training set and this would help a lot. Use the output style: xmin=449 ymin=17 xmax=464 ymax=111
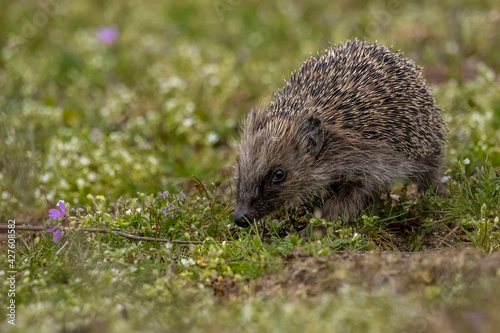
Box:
xmin=121 ymin=150 xmax=132 ymax=162
xmin=47 ymin=191 xmax=55 ymax=201
xmin=148 ymin=155 xmax=158 ymax=166
xmin=165 ymin=242 xmax=173 ymax=249
xmin=88 ymin=172 xmax=97 ymax=182
xmin=441 ymin=176 xmax=451 ymax=183
xmin=60 ymin=179 xmax=70 ymax=189
xmin=180 ymin=258 xmax=196 ymax=267
xmin=76 ymin=178 xmax=85 ymax=186
xmin=111 ymin=268 xmax=120 ymax=275
xmin=136 ymin=208 xmax=142 ymax=213
xmin=79 ymin=156 xmax=90 ymax=165
xmin=40 ymin=173 xmax=51 ymax=183
xmin=206 ymin=131 xmax=219 ymax=144
xmin=90 ymin=128 xmax=103 ymax=142
xmin=182 ymin=118 xmax=193 ymax=127
xmin=125 ymin=209 xmax=132 ymax=215
xmin=463 ymin=158 xmax=470 ymax=165
xmin=2 ymin=191 xmax=8 ymax=200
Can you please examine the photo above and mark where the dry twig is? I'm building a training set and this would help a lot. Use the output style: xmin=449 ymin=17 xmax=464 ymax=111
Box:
xmin=0 ymin=224 xmax=205 ymax=244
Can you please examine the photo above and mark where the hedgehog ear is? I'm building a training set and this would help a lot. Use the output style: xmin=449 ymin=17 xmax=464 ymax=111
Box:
xmin=305 ymin=116 xmax=324 ymax=157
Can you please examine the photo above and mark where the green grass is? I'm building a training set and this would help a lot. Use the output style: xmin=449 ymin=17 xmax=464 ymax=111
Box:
xmin=1 ymin=0 xmax=500 ymax=332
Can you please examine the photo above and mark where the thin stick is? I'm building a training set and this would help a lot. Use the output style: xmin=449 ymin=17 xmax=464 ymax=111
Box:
xmin=0 ymin=225 xmax=206 ymax=244
xmin=56 ymin=240 xmax=69 ymax=255
xmin=112 ymin=231 xmax=204 ymax=244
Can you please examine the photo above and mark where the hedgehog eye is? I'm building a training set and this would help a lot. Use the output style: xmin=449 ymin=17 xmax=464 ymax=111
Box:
xmin=271 ymin=170 xmax=286 ymax=184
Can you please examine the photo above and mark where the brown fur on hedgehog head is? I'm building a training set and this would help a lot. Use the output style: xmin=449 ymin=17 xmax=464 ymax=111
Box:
xmin=234 ymin=105 xmax=330 ymax=227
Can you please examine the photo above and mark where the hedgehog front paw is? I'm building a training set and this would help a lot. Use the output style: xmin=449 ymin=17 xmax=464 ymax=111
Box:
xmin=320 ymin=188 xmax=369 ymax=222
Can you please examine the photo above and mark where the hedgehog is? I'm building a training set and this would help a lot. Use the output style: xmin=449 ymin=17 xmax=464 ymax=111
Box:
xmin=233 ymin=39 xmax=447 ymax=228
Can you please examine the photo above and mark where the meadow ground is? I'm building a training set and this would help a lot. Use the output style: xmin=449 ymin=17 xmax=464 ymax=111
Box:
xmin=1 ymin=0 xmax=500 ymax=332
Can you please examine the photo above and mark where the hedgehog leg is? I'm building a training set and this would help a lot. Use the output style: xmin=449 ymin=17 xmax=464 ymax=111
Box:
xmin=412 ymin=148 xmax=446 ymax=196
xmin=321 ymin=182 xmax=371 ymax=222
xmin=415 ymin=168 xmax=446 ymax=196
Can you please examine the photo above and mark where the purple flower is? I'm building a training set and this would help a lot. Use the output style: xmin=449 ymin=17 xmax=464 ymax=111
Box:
xmin=161 ymin=205 xmax=175 ymax=218
xmin=46 ymin=217 xmax=62 ymax=242
xmin=96 ymin=26 xmax=118 ymax=44
xmin=161 ymin=206 xmax=170 ymax=218
xmin=49 ymin=201 xmax=66 ymax=218
xmin=47 ymin=201 xmax=66 ymax=242
xmin=178 ymin=192 xmax=186 ymax=201
xmin=47 ymin=227 xmax=62 ymax=242
xmin=53 ymin=229 xmax=62 ymax=241
xmin=159 ymin=191 xmax=170 ymax=199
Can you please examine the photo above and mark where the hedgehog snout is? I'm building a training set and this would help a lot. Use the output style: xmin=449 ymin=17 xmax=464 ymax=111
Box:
xmin=234 ymin=206 xmax=251 ymax=227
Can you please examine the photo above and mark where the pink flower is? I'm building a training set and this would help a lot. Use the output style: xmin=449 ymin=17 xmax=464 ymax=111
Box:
xmin=96 ymin=26 xmax=118 ymax=44
xmin=47 ymin=201 xmax=66 ymax=242
xmin=47 ymin=225 xmax=62 ymax=242
xmin=49 ymin=201 xmax=66 ymax=218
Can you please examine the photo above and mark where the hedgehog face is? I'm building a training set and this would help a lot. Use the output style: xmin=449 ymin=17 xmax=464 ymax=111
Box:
xmin=234 ymin=163 xmax=290 ymax=227
xmin=234 ymin=115 xmax=325 ymax=227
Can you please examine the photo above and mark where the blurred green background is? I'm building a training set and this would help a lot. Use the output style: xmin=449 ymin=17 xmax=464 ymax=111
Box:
xmin=1 ymin=0 xmax=500 ymax=220
xmin=1 ymin=2 xmax=500 ymax=332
